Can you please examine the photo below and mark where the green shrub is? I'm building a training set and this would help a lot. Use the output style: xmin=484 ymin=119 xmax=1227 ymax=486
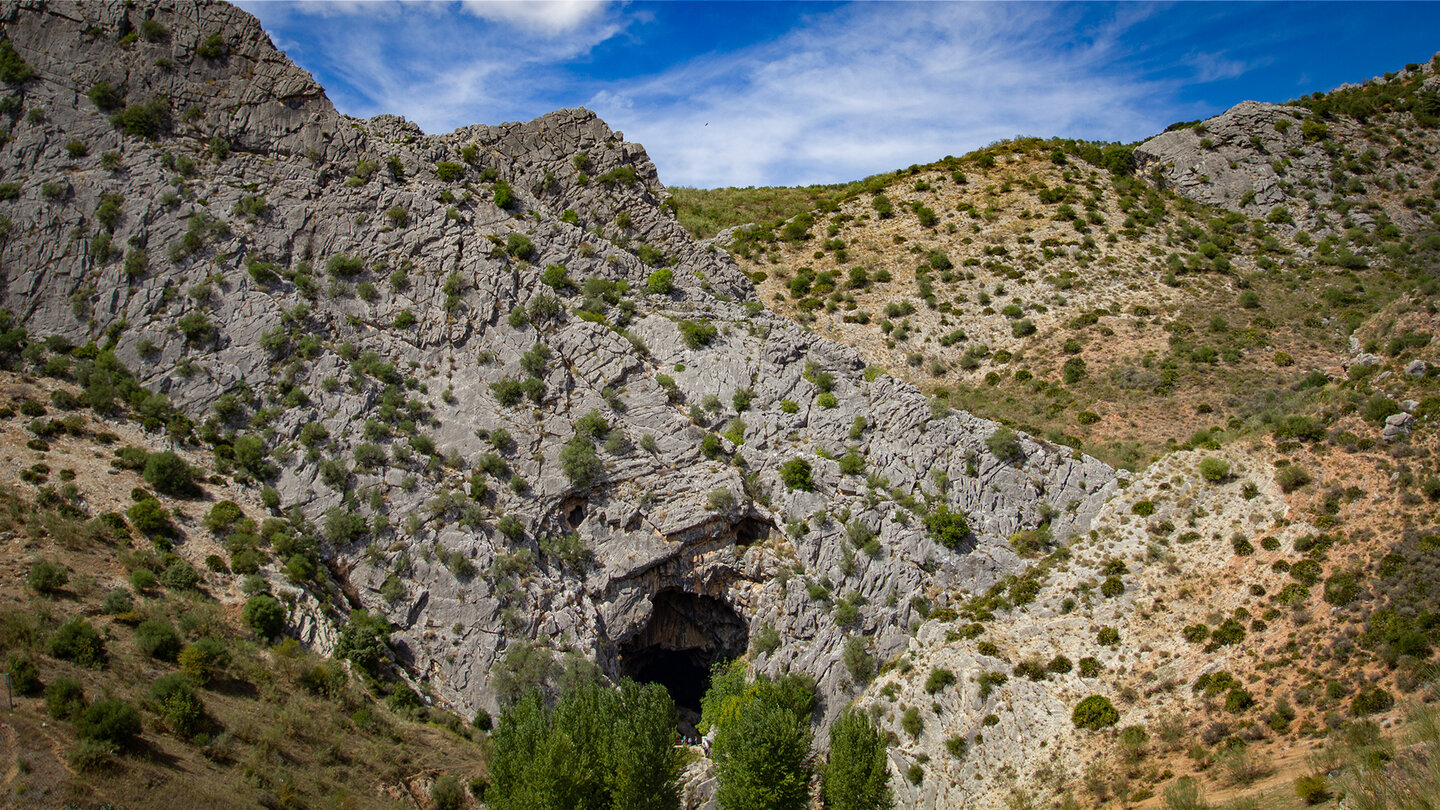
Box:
xmin=195 ymin=32 xmax=227 ymax=59
xmin=780 ymin=458 xmax=813 ymax=491
xmin=924 ymin=668 xmax=955 ymax=694
xmin=5 ymin=653 xmax=41 ymax=694
xmin=76 ymin=699 xmax=141 ymax=747
xmin=142 ymin=451 xmax=194 ymax=496
xmin=87 ymin=81 xmax=123 ymax=112
xmin=822 ymin=709 xmax=892 ymax=808
xmin=902 ymin=705 xmax=923 ymax=738
xmin=1276 ymin=464 xmax=1311 ymax=492
xmin=0 ymin=39 xmax=35 ymax=84
xmin=27 ymin=559 xmax=68 ymax=594
xmin=101 ymin=589 xmax=133 ymax=615
xmin=431 ymin=776 xmax=465 ymax=810
xmin=45 ymin=676 xmax=86 ymax=720
xmin=51 ymin=617 xmax=106 ymax=667
xmin=924 ymin=504 xmax=969 ymax=549
xmin=1323 ymin=572 xmax=1360 ymax=606
xmin=506 ymin=233 xmax=534 ymax=259
xmin=1132 ymin=500 xmax=1155 ymax=516
xmin=149 ymin=673 xmax=205 ymax=737
xmin=1210 ymin=618 xmax=1246 ymax=647
xmin=1072 ymin=695 xmax=1119 ymax=730
xmin=135 ymin=618 xmax=182 ymax=661
xmin=560 ymin=436 xmax=603 ymax=488
xmin=177 ymin=637 xmax=229 ymax=684
xmin=161 ymin=558 xmax=199 ymax=591
xmin=985 ymin=427 xmax=1022 ymax=462
xmin=678 ymin=319 xmax=718 ymax=348
xmin=647 ymin=267 xmax=674 ymax=294
xmin=492 ymin=179 xmax=514 ymax=209
xmin=129 ymin=568 xmax=157 ymax=591
xmin=140 ymin=19 xmax=168 ymax=41
xmin=110 ymin=96 xmax=169 ymax=139
xmin=1294 ymin=774 xmax=1331 ymax=805
xmin=1199 ymin=457 xmax=1230 ymax=482
xmin=1162 ymin=777 xmax=1207 ymax=810
xmin=1224 ymin=687 xmax=1255 ymax=713
xmin=204 ymin=500 xmax=243 ymax=533
xmin=1351 ymin=686 xmax=1394 ymax=716
xmin=126 ymin=498 xmax=171 ymax=536
xmin=178 ymin=311 xmax=216 ymax=345
xmin=242 ymin=594 xmax=285 ymax=639
xmin=1097 ymin=627 xmax=1120 ymax=646
xmin=1101 ymin=575 xmax=1124 ymax=598
xmin=326 ymin=254 xmax=364 ymax=278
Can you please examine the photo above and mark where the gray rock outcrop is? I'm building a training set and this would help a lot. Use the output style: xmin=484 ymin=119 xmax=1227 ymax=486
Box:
xmin=0 ymin=0 xmax=1116 ymax=732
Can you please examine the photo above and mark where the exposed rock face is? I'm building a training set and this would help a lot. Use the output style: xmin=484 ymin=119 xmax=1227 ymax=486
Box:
xmin=1134 ymin=100 xmax=1327 ymax=212
xmin=0 ymin=0 xmax=1115 ymax=731
xmin=1135 ymin=58 xmax=1440 ymax=236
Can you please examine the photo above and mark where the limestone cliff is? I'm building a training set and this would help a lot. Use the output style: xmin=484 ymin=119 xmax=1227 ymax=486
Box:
xmin=0 ymin=0 xmax=1115 ymax=730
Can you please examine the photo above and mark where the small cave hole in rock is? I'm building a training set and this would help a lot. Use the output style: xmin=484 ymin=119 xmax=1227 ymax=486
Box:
xmin=618 ymin=589 xmax=748 ymax=729
xmin=562 ymin=498 xmax=586 ymax=529
xmin=734 ymin=516 xmax=775 ymax=547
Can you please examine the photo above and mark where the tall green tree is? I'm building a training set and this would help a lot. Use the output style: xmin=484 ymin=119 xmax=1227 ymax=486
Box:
xmin=705 ymin=662 xmax=817 ymax=810
xmin=611 ymin=680 xmax=683 ymax=810
xmin=488 ymin=679 xmax=682 ymax=810
xmin=822 ymin=710 xmax=893 ymax=810
xmin=714 ymin=696 xmax=814 ymax=810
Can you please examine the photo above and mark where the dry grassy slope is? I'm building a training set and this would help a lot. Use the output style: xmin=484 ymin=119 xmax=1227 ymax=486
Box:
xmin=712 ymin=129 xmax=1438 ymax=470
xmin=0 ymin=372 xmax=485 ymax=809
xmin=866 ymin=423 xmax=1440 ymax=809
xmin=682 ymin=83 xmax=1440 ymax=808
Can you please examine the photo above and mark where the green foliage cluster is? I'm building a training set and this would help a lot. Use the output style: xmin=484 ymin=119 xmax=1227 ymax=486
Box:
xmin=703 ymin=661 xmax=817 ymax=810
xmin=488 ymin=679 xmax=682 ymax=810
xmin=923 ymin=503 xmax=969 ymax=549
xmin=822 ymin=710 xmax=894 ymax=810
xmin=1072 ymin=695 xmax=1119 ymax=730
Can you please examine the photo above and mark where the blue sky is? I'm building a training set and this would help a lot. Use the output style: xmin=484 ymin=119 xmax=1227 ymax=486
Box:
xmin=235 ymin=1 xmax=1440 ymax=188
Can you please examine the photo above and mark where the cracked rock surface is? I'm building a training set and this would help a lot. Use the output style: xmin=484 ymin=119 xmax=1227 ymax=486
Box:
xmin=0 ymin=0 xmax=1116 ymax=730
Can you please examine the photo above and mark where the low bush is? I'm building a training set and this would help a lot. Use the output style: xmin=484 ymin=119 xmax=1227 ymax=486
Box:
xmin=135 ymin=618 xmax=182 ymax=661
xmin=1072 ymin=695 xmax=1119 ymax=730
xmin=242 ymin=594 xmax=285 ymax=639
xmin=27 ymin=559 xmax=68 ymax=594
xmin=1199 ymin=457 xmax=1230 ymax=482
xmin=51 ymin=617 xmax=106 ymax=667
xmin=149 ymin=673 xmax=205 ymax=738
xmin=780 ymin=458 xmax=813 ymax=491
xmin=44 ymin=677 xmax=86 ymax=720
xmin=5 ymin=653 xmax=41 ymax=694
xmin=75 ymin=699 xmax=141 ymax=747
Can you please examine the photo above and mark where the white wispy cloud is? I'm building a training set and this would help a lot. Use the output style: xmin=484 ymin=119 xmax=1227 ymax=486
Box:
xmin=237 ymin=1 xmax=1264 ymax=187
xmin=459 ymin=0 xmax=613 ymax=34
xmin=588 ymin=2 xmax=1185 ymax=187
xmin=237 ymin=0 xmax=630 ymax=129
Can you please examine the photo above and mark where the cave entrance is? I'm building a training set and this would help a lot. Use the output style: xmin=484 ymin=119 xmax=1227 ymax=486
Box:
xmin=735 ymin=516 xmax=775 ymax=547
xmin=618 ymin=589 xmax=748 ymax=724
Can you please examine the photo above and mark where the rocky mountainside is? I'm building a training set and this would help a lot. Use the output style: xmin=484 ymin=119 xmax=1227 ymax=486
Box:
xmin=3 ymin=1 xmax=1439 ymax=808
xmin=685 ymin=52 xmax=1440 ymax=809
xmin=0 ymin=0 xmax=1114 ymax=755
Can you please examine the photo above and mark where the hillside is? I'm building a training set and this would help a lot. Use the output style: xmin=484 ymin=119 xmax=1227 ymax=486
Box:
xmin=0 ymin=0 xmax=1438 ymax=808
xmin=0 ymin=372 xmax=488 ymax=807
xmin=683 ymin=56 xmax=1440 ymax=809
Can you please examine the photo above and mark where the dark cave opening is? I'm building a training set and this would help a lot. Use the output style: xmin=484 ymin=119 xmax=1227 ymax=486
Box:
xmin=618 ymin=589 xmax=748 ymax=719
xmin=621 ymin=647 xmax=713 ymax=712
xmin=735 ymin=516 xmax=775 ymax=546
